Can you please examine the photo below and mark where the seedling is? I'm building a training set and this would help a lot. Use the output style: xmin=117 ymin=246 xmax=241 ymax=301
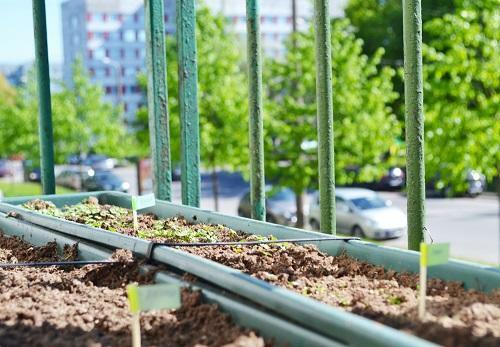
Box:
xmin=419 ymin=242 xmax=449 ymax=319
xmin=127 ymin=283 xmax=181 ymax=347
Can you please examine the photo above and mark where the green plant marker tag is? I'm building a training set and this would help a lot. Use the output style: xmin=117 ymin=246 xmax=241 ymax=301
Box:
xmin=131 ymin=193 xmax=155 ymax=211
xmin=127 ymin=283 xmax=181 ymax=314
xmin=420 ymin=242 xmax=450 ymax=267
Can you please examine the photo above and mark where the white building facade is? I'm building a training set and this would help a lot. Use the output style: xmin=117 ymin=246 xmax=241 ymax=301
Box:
xmin=61 ymin=0 xmax=346 ymax=120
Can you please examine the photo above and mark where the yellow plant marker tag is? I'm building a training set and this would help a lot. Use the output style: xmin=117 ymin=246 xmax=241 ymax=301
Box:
xmin=131 ymin=194 xmax=155 ymax=231
xmin=420 ymin=243 xmax=449 ymax=267
xmin=419 ymin=242 xmax=450 ymax=319
xmin=127 ymin=283 xmax=181 ymax=313
xmin=126 ymin=283 xmax=181 ymax=347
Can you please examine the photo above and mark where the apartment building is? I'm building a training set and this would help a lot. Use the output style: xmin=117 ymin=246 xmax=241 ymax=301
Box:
xmin=61 ymin=0 xmax=346 ymax=120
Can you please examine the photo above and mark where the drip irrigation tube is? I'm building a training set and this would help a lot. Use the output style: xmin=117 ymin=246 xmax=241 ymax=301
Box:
xmin=156 ymin=236 xmax=360 ymax=247
xmin=0 ymin=260 xmax=120 ymax=268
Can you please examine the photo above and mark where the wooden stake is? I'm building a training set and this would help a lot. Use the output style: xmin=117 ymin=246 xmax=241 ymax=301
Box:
xmin=418 ymin=256 xmax=427 ymax=319
xmin=131 ymin=312 xmax=141 ymax=347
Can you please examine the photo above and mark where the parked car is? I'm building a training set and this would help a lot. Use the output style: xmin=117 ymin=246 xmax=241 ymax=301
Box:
xmin=378 ymin=167 xmax=405 ymax=190
xmin=309 ymin=188 xmax=406 ymax=240
xmin=56 ymin=167 xmax=94 ymax=190
xmin=426 ymin=169 xmax=486 ymax=198
xmin=68 ymin=154 xmax=117 ymax=171
xmin=83 ymin=170 xmax=129 ymax=192
xmin=0 ymin=160 xmax=13 ymax=177
xmin=238 ymin=186 xmax=298 ymax=226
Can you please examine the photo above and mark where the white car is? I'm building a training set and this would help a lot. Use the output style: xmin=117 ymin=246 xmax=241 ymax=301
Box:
xmin=309 ymin=188 xmax=406 ymax=239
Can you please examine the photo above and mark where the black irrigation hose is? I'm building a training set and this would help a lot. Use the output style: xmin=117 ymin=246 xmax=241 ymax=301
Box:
xmin=155 ymin=236 xmax=361 ymax=248
xmin=0 ymin=260 xmax=120 ymax=268
xmin=141 ymin=236 xmax=360 ymax=260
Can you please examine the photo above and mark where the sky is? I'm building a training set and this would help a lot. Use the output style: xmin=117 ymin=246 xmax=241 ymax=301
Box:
xmin=0 ymin=0 xmax=64 ymax=65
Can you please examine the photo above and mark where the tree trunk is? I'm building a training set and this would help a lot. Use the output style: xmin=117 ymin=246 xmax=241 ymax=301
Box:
xmin=295 ymin=190 xmax=305 ymax=228
xmin=211 ymin=168 xmax=220 ymax=211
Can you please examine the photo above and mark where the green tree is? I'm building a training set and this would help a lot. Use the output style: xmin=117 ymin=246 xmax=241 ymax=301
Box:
xmin=135 ymin=6 xmax=248 ymax=208
xmin=345 ymin=0 xmax=457 ymax=65
xmin=0 ymin=60 xmax=129 ymax=163
xmin=422 ymin=0 xmax=499 ymax=194
xmin=265 ymin=19 xmax=399 ymax=227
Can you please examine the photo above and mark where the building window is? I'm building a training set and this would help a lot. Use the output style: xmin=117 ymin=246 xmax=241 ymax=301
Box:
xmin=118 ymin=14 xmax=123 ymax=22
xmin=86 ymin=13 xmax=92 ymax=22
xmin=121 ymin=85 xmax=127 ymax=94
xmin=124 ymin=103 xmax=128 ymax=112
xmin=119 ymin=31 xmax=124 ymax=41
xmin=105 ymin=67 xmax=110 ymax=77
xmin=103 ymin=32 xmax=109 ymax=41
xmin=105 ymin=86 xmax=112 ymax=95
xmin=89 ymin=68 xmax=95 ymax=77
xmin=102 ymin=14 xmax=108 ymax=22
xmin=134 ymin=13 xmax=139 ymax=22
xmin=120 ymin=49 xmax=125 ymax=59
xmin=87 ymin=32 xmax=93 ymax=40
xmin=135 ymin=49 xmax=140 ymax=59
xmin=137 ymin=30 xmax=145 ymax=42
xmin=105 ymin=49 xmax=110 ymax=58
xmin=124 ymin=30 xmax=135 ymax=42
xmin=87 ymin=49 xmax=93 ymax=59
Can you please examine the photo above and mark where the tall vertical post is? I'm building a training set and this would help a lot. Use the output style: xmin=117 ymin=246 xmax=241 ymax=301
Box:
xmin=313 ymin=0 xmax=335 ymax=234
xmin=246 ymin=0 xmax=265 ymax=221
xmin=32 ymin=0 xmax=55 ymax=195
xmin=145 ymin=0 xmax=171 ymax=201
xmin=403 ymin=0 xmax=425 ymax=250
xmin=177 ymin=0 xmax=201 ymax=207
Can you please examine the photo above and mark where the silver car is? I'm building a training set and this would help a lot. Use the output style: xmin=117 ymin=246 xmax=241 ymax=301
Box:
xmin=309 ymin=188 xmax=406 ymax=239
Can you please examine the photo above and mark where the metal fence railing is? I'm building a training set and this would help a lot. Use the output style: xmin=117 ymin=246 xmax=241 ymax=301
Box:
xmin=30 ymin=0 xmax=425 ymax=250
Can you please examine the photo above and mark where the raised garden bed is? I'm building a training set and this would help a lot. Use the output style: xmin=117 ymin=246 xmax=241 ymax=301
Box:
xmin=0 ymin=232 xmax=271 ymax=347
xmin=14 ymin=197 xmax=500 ymax=347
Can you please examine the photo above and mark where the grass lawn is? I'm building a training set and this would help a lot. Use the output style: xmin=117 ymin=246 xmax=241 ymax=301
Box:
xmin=0 ymin=181 xmax=74 ymax=197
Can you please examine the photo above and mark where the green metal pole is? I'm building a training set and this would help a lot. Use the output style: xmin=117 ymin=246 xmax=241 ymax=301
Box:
xmin=32 ymin=0 xmax=55 ymax=195
xmin=145 ymin=0 xmax=171 ymax=201
xmin=176 ymin=0 xmax=201 ymax=207
xmin=313 ymin=0 xmax=335 ymax=234
xmin=246 ymin=0 xmax=265 ymax=221
xmin=403 ymin=0 xmax=425 ymax=250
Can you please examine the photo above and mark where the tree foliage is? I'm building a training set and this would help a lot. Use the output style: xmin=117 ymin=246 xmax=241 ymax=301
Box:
xmin=265 ymin=19 xmax=400 ymax=222
xmin=0 ymin=60 xmax=129 ymax=163
xmin=345 ymin=0 xmax=457 ymax=65
xmin=422 ymin=0 xmax=499 ymax=193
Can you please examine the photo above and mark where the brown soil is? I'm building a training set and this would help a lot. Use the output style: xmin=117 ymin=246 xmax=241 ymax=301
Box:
xmin=22 ymin=199 xmax=500 ymax=347
xmin=0 ymin=233 xmax=268 ymax=347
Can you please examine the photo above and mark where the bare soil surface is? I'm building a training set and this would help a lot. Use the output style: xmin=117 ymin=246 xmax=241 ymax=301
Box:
xmin=0 ymin=232 xmax=267 ymax=347
xmin=22 ymin=199 xmax=500 ymax=347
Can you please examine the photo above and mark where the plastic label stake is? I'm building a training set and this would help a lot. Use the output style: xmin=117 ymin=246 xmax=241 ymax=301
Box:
xmin=126 ymin=283 xmax=181 ymax=347
xmin=131 ymin=193 xmax=156 ymax=231
xmin=419 ymin=242 xmax=449 ymax=319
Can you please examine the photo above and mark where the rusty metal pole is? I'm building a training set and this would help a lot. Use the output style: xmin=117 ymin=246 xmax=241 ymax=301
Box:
xmin=177 ymin=0 xmax=201 ymax=207
xmin=403 ymin=0 xmax=425 ymax=250
xmin=246 ymin=0 xmax=266 ymax=221
xmin=145 ymin=0 xmax=172 ymax=200
xmin=313 ymin=0 xmax=336 ymax=234
xmin=32 ymin=0 xmax=55 ymax=194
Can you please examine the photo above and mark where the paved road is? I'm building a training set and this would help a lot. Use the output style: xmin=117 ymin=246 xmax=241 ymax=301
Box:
xmin=115 ymin=167 xmax=499 ymax=265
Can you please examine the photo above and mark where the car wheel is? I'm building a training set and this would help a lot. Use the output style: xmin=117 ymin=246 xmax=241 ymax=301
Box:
xmin=266 ymin=214 xmax=277 ymax=224
xmin=310 ymin=219 xmax=320 ymax=231
xmin=352 ymin=225 xmax=365 ymax=238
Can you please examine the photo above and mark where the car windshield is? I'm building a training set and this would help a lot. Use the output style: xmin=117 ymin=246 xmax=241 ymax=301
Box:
xmin=269 ymin=188 xmax=295 ymax=202
xmin=350 ymin=196 xmax=387 ymax=210
xmin=95 ymin=172 xmax=120 ymax=183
